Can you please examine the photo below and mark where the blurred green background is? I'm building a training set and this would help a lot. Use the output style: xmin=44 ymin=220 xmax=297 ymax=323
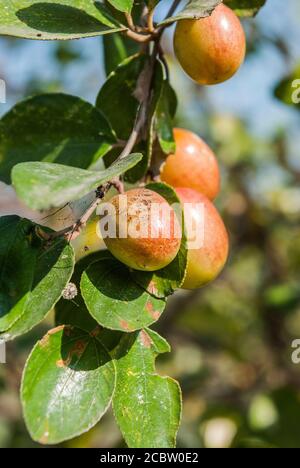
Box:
xmin=1 ymin=0 xmax=300 ymax=448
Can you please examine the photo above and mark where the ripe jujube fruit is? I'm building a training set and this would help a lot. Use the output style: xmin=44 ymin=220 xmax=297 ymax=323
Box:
xmin=160 ymin=128 xmax=220 ymax=200
xmin=100 ymin=188 xmax=181 ymax=272
xmin=176 ymin=188 xmax=229 ymax=289
xmin=174 ymin=4 xmax=246 ymax=85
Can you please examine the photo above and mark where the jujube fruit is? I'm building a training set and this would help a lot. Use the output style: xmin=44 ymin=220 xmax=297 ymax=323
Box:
xmin=176 ymin=187 xmax=229 ymax=289
xmin=100 ymin=188 xmax=181 ymax=271
xmin=174 ymin=4 xmax=246 ymax=85
xmin=160 ymin=128 xmax=220 ymax=200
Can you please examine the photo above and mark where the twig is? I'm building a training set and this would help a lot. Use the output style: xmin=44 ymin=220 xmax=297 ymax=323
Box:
xmin=110 ymin=177 xmax=125 ymax=194
xmin=125 ymin=12 xmax=136 ymax=31
xmin=147 ymin=9 xmax=155 ymax=33
xmin=116 ymin=107 xmax=145 ymax=162
xmin=46 ymin=183 xmax=111 ymax=242
xmin=124 ymin=29 xmax=152 ymax=43
xmin=123 ymin=0 xmax=181 ymax=43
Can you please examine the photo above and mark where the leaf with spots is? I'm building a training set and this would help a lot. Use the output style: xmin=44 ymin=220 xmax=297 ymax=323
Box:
xmin=113 ymin=329 xmax=182 ymax=448
xmin=81 ymin=252 xmax=166 ymax=332
xmin=0 ymin=216 xmax=75 ymax=341
xmin=131 ymin=183 xmax=188 ymax=298
xmin=21 ymin=325 xmax=116 ymax=445
xmin=0 ymin=0 xmax=126 ymax=41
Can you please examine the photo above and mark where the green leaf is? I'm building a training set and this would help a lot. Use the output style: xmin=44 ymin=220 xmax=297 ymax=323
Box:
xmin=106 ymin=0 xmax=134 ymax=14
xmin=123 ymin=140 xmax=149 ymax=184
xmin=0 ymin=0 xmax=126 ymax=40
xmin=0 ymin=217 xmax=75 ymax=341
xmin=55 ymin=251 xmax=123 ymax=354
xmin=155 ymin=80 xmax=177 ymax=155
xmin=81 ymin=252 xmax=166 ymax=332
xmin=96 ymin=54 xmax=147 ymax=140
xmin=0 ymin=94 xmax=116 ymax=184
xmin=131 ymin=183 xmax=188 ymax=298
xmin=113 ymin=329 xmax=182 ymax=448
xmin=159 ymin=0 xmax=222 ymax=25
xmin=0 ymin=217 xmax=37 ymax=332
xmin=21 ymin=325 xmax=116 ymax=444
xmin=12 ymin=153 xmax=143 ymax=211
xmin=144 ymin=60 xmax=165 ymax=172
xmin=103 ymin=33 xmax=140 ymax=76
xmin=55 ymin=253 xmax=104 ymax=334
xmin=224 ymin=0 xmax=267 ymax=17
xmin=102 ymin=58 xmax=165 ymax=184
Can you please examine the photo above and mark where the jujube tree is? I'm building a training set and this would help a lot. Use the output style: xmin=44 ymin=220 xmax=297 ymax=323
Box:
xmin=0 ymin=0 xmax=267 ymax=448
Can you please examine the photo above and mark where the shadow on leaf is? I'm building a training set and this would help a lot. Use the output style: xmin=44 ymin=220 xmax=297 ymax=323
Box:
xmin=59 ymin=326 xmax=112 ymax=371
xmin=16 ymin=3 xmax=113 ymax=35
xmin=85 ymin=259 xmax=145 ymax=302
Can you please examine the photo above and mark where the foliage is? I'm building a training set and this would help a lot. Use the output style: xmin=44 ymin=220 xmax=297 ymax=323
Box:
xmin=0 ymin=0 xmax=286 ymax=450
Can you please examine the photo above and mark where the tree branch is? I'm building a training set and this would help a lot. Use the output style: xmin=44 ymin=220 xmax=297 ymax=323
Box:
xmin=147 ymin=8 xmax=155 ymax=33
xmin=124 ymin=28 xmax=152 ymax=43
xmin=125 ymin=12 xmax=136 ymax=31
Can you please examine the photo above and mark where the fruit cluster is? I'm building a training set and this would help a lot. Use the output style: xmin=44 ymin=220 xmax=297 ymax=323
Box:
xmin=74 ymin=4 xmax=246 ymax=290
xmin=100 ymin=127 xmax=229 ymax=290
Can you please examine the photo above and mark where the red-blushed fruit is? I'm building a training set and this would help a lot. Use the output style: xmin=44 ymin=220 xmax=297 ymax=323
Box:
xmin=176 ymin=188 xmax=229 ymax=289
xmin=174 ymin=4 xmax=246 ymax=85
xmin=160 ymin=128 xmax=220 ymax=200
xmin=100 ymin=188 xmax=182 ymax=271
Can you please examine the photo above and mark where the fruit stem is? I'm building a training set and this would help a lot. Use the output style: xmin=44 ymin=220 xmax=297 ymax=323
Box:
xmin=125 ymin=12 xmax=136 ymax=31
xmin=147 ymin=9 xmax=155 ymax=33
xmin=124 ymin=29 xmax=153 ymax=43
